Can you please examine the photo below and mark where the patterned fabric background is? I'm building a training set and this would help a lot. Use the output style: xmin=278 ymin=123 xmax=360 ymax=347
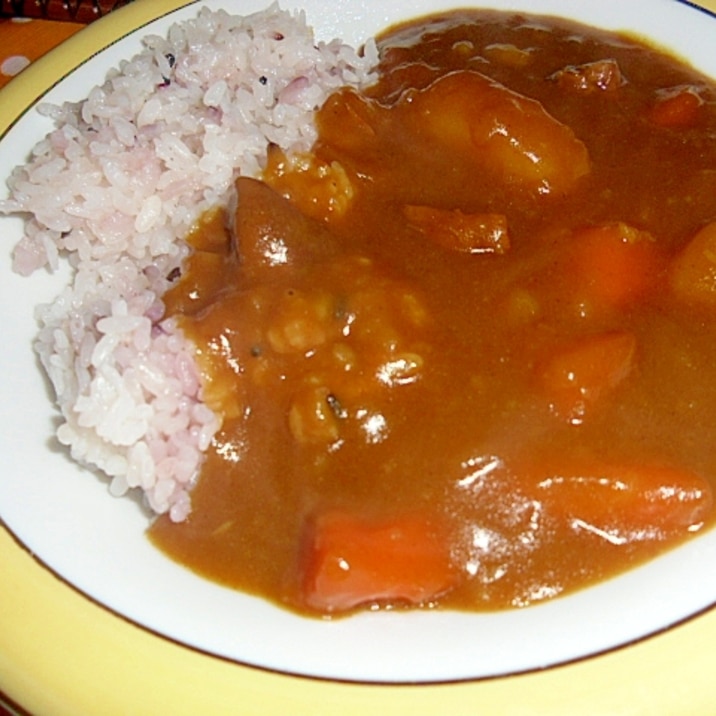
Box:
xmin=0 ymin=0 xmax=134 ymax=89
xmin=0 ymin=17 xmax=84 ymax=89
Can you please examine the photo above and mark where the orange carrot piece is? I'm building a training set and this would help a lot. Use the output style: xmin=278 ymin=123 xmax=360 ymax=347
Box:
xmin=301 ymin=511 xmax=459 ymax=613
xmin=534 ymin=463 xmax=713 ymax=540
xmin=551 ymin=59 xmax=623 ymax=94
xmin=403 ymin=204 xmax=510 ymax=254
xmin=567 ymin=222 xmax=662 ymax=313
xmin=537 ymin=331 xmax=637 ymax=424
xmin=647 ymin=86 xmax=704 ymax=128
xmin=669 ymin=221 xmax=716 ymax=308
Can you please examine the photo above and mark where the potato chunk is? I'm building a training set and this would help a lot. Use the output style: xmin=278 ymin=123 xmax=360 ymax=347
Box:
xmin=669 ymin=221 xmax=716 ymax=308
xmin=405 ymin=70 xmax=590 ymax=195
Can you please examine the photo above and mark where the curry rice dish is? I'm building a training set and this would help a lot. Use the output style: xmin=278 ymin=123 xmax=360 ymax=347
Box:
xmin=5 ymin=6 xmax=716 ymax=617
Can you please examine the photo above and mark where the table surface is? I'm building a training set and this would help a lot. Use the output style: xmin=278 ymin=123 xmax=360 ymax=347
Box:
xmin=3 ymin=3 xmax=716 ymax=715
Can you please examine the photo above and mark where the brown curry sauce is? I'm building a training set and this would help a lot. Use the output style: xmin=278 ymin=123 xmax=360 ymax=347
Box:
xmin=150 ymin=10 xmax=716 ymax=615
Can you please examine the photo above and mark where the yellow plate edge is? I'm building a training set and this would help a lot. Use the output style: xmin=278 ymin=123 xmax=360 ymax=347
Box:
xmin=3 ymin=1 xmax=716 ymax=713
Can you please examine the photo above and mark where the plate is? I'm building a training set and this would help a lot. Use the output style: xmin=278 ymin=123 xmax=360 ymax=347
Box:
xmin=3 ymin=0 xmax=716 ymax=706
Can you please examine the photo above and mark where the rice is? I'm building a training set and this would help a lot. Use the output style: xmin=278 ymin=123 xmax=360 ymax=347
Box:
xmin=0 ymin=3 xmax=377 ymax=522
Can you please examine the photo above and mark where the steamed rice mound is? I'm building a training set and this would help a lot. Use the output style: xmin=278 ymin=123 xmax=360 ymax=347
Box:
xmin=0 ymin=4 xmax=376 ymax=522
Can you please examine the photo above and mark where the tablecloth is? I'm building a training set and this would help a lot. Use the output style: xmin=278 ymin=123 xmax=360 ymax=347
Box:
xmin=0 ymin=17 xmax=84 ymax=89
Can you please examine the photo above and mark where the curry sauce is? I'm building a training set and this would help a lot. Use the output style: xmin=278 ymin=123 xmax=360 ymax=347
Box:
xmin=150 ymin=10 xmax=716 ymax=615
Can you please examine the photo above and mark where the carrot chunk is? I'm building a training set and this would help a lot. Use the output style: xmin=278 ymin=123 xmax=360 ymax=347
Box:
xmin=550 ymin=59 xmax=623 ymax=93
xmin=647 ymin=86 xmax=704 ymax=128
xmin=403 ymin=204 xmax=510 ymax=254
xmin=537 ymin=331 xmax=637 ymax=424
xmin=301 ymin=511 xmax=459 ymax=613
xmin=566 ymin=222 xmax=662 ymax=314
xmin=534 ymin=463 xmax=713 ymax=541
xmin=669 ymin=221 xmax=716 ymax=308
